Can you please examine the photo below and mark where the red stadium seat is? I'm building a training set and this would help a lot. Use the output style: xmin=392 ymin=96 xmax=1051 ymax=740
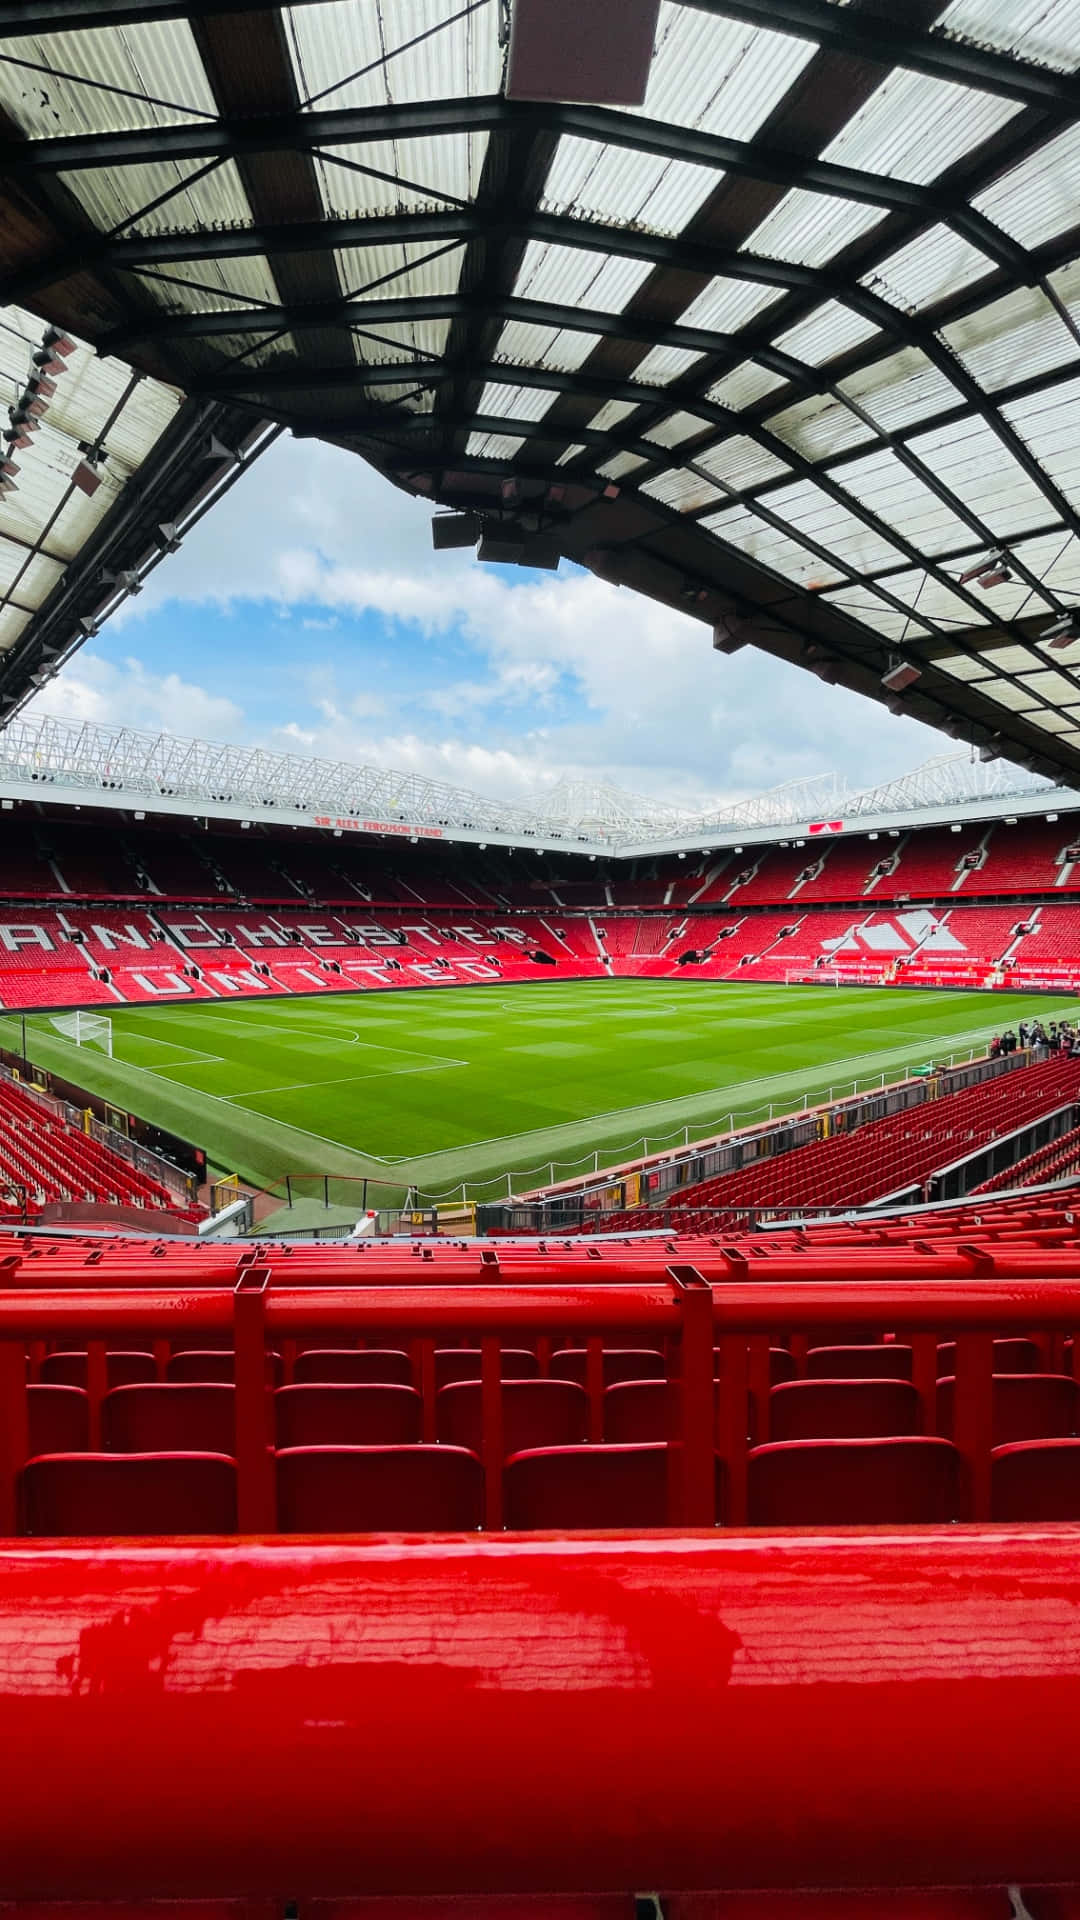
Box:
xmin=807 ymin=1345 xmax=913 ymax=1380
xmin=434 ymin=1348 xmax=539 ymax=1388
xmin=504 ymin=1443 xmax=683 ymax=1528
xmin=21 ymin=1453 xmax=237 ymax=1536
xmin=41 ymin=1350 xmax=155 ymax=1389
xmin=938 ymin=1337 xmax=1042 ymax=1375
xmin=769 ymin=1379 xmax=922 ymax=1442
xmin=293 ymin=1349 xmax=412 ymax=1385
xmin=747 ymin=1438 xmax=966 ymax=1525
xmin=604 ymin=1380 xmax=680 ymax=1443
xmin=275 ymin=1384 xmax=423 ymax=1448
xmin=276 ymin=1445 xmax=483 ymax=1532
xmin=437 ymin=1379 xmax=588 ymax=1455
xmin=27 ymin=1384 xmax=88 ymax=1456
xmin=550 ymin=1348 xmax=666 ymax=1387
xmin=937 ymin=1374 xmax=1080 ymax=1445
xmin=102 ymin=1383 xmax=236 ymax=1455
xmin=715 ymin=1347 xmax=795 ymax=1383
xmin=167 ymin=1350 xmax=282 ymax=1384
xmin=992 ymin=1439 xmax=1080 ymax=1520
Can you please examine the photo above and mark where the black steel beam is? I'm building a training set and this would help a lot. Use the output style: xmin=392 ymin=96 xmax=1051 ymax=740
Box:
xmin=684 ymin=0 xmax=1080 ymax=111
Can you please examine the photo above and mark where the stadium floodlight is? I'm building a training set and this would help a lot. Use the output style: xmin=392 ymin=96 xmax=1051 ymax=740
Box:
xmin=881 ymin=658 xmax=922 ymax=693
xmin=432 ymin=512 xmax=481 ymax=551
xmin=1041 ymin=609 xmax=1080 ymax=648
xmin=958 ymin=550 xmax=1012 ymax=588
xmin=72 ymin=455 xmax=103 ymax=497
xmin=42 ymin=326 xmax=76 ymax=360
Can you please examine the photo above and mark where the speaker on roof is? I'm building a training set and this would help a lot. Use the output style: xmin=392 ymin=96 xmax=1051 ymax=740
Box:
xmin=432 ymin=512 xmax=481 ymax=551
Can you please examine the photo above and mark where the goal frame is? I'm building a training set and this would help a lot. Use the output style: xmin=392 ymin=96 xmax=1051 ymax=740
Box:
xmin=784 ymin=966 xmax=844 ymax=987
xmin=48 ymin=1011 xmax=114 ymax=1057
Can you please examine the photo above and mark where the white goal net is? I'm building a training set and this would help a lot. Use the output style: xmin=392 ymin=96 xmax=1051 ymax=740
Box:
xmin=49 ymin=1011 xmax=113 ymax=1056
xmin=784 ymin=966 xmax=844 ymax=987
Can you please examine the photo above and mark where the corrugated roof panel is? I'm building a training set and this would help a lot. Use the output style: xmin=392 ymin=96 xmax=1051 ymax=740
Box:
xmin=57 ymin=155 xmax=254 ymax=241
xmin=286 ymin=0 xmax=501 ymax=109
xmin=702 ymin=504 xmax=847 ymax=587
xmin=978 ymin=643 xmax=1053 ymax=675
xmin=644 ymin=411 xmax=712 ymax=448
xmin=905 ymin=417 xmax=1056 ymax=539
xmin=839 ymin=348 xmax=963 ymax=434
xmin=974 ymin=681 xmax=1042 ymax=713
xmin=1 ymin=426 xmax=123 ymax=565
xmin=706 ymin=363 xmax=787 ymax=410
xmin=0 ymin=544 xmax=64 ymax=606
xmin=764 ymin=477 xmax=908 ymax=573
xmin=861 ymin=226 xmax=995 ymax=313
xmin=772 ymin=302 xmax=881 ymax=365
xmin=589 ymin=400 xmax=641 ymax=431
xmin=743 ymin=191 xmax=887 ymax=266
xmin=821 ymin=66 xmax=1021 ymax=183
xmin=632 ymin=343 xmax=705 ymax=385
xmin=598 ymin=452 xmax=649 ymax=481
xmin=835 ymin=446 xmax=973 ymax=552
xmin=1021 ymin=668 xmax=1080 ymax=703
xmin=764 ymin=393 xmax=871 ymax=461
xmin=350 ymin=315 xmax=450 ymax=362
xmin=638 ymin=5 xmax=815 ymax=138
xmin=495 ymin=320 xmax=602 ymax=373
xmin=54 ymin=359 xmax=180 ymax=470
xmin=127 ymin=253 xmax=281 ymax=313
xmin=1028 ymin=710 xmax=1080 ymax=732
xmin=641 ymin=468 xmax=725 ymax=511
xmin=940 ymin=283 xmax=1079 ymax=394
xmin=679 ymin=277 xmax=784 ymax=336
xmin=555 ymin=443 xmax=587 ymax=465
xmin=314 ymin=135 xmax=489 ymax=216
xmin=1002 ymin=376 xmax=1080 ymax=513
xmin=695 ymin=435 xmax=791 ymax=490
xmin=974 ymin=122 xmax=1080 ymax=247
xmin=959 ymin=573 xmax=1053 ymax=622
xmin=476 ymin=381 xmax=559 ymax=423
xmin=939 ymin=0 xmax=1080 ymax=71
xmin=335 ymin=240 xmax=464 ymax=300
xmin=1012 ymin=532 xmax=1080 ymax=600
xmin=881 ymin=567 xmax=990 ymax=627
xmin=542 ymin=134 xmax=717 ymax=238
xmin=934 ymin=652 xmax=994 ymax=682
xmin=513 ymin=242 xmax=652 ymax=314
xmin=466 ymin=431 xmax=525 ymax=461
xmin=819 ymin=586 xmax=931 ymax=642
xmin=0 ymin=606 xmax=31 ymax=655
xmin=0 ymin=21 xmax=214 ymax=134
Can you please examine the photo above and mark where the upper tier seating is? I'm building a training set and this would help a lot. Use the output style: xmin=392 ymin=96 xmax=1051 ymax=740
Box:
xmin=0 ymin=1077 xmax=199 ymax=1224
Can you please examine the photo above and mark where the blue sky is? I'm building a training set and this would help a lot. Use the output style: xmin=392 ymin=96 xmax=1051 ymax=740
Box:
xmin=26 ymin=433 xmax=947 ymax=811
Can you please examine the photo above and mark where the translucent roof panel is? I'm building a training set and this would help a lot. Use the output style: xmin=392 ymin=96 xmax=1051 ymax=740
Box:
xmin=6 ymin=0 xmax=1080 ymax=772
xmin=0 ymin=304 xmax=184 ymax=660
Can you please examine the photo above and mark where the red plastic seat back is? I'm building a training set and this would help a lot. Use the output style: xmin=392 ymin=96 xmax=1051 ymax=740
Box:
xmin=434 ymin=1348 xmax=539 ymax=1388
xmin=22 ymin=1452 xmax=237 ymax=1536
xmin=807 ymin=1345 xmax=913 ymax=1380
xmin=167 ymin=1349 xmax=281 ymax=1384
xmin=551 ymin=1348 xmax=666 ymax=1387
xmin=937 ymin=1373 xmax=1080 ymax=1446
xmin=28 ymin=1384 xmax=88 ymax=1457
xmin=992 ymin=1439 xmax=1080 ymax=1520
xmin=504 ymin=1443 xmax=674 ymax=1528
xmin=41 ymin=1351 xmax=155 ymax=1389
xmin=437 ymin=1379 xmax=588 ymax=1455
xmin=293 ymin=1348 xmax=412 ymax=1385
xmin=938 ymin=1336 xmax=1042 ymax=1375
xmin=747 ymin=1437 xmax=966 ymax=1525
xmin=102 ymin=1383 xmax=236 ymax=1455
xmin=275 ymin=1384 xmax=422 ymax=1448
xmin=276 ymin=1445 xmax=483 ymax=1531
xmin=604 ymin=1380 xmax=681 ymax=1443
xmin=770 ymin=1378 xmax=922 ymax=1442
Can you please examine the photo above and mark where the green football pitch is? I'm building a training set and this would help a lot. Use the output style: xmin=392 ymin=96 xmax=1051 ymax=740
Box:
xmin=6 ymin=981 xmax=1080 ymax=1204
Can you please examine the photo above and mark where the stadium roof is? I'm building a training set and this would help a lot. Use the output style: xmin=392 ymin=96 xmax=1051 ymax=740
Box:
xmin=5 ymin=3 xmax=1080 ymax=779
xmin=2 ymin=708 xmax=1072 ymax=855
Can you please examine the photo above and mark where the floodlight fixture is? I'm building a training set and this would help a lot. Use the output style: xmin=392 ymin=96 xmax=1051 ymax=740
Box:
xmin=72 ymin=455 xmax=103 ymax=497
xmin=881 ymin=658 xmax=922 ymax=693
xmin=1040 ymin=609 xmax=1080 ymax=647
xmin=978 ymin=740 xmax=1001 ymax=763
xmin=154 ymin=522 xmax=182 ymax=553
xmin=432 ymin=512 xmax=481 ymax=551
xmin=42 ymin=327 xmax=76 ymax=360
xmin=958 ymin=549 xmax=1013 ymax=588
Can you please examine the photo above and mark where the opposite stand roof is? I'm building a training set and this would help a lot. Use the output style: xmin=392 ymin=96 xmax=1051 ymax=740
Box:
xmin=4 ymin=1 xmax=1080 ymax=780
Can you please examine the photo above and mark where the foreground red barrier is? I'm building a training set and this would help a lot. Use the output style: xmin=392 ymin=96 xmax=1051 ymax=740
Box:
xmin=0 ymin=1529 xmax=1079 ymax=1898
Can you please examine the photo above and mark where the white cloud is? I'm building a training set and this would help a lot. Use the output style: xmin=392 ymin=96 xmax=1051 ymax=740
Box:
xmin=45 ymin=434 xmax=946 ymax=809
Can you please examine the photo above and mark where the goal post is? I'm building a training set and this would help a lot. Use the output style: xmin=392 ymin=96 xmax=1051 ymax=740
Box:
xmin=784 ymin=967 xmax=844 ymax=986
xmin=48 ymin=1011 xmax=113 ymax=1057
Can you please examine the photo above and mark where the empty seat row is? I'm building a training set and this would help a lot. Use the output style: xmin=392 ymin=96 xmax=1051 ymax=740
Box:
xmin=21 ymin=1435 xmax=1080 ymax=1534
